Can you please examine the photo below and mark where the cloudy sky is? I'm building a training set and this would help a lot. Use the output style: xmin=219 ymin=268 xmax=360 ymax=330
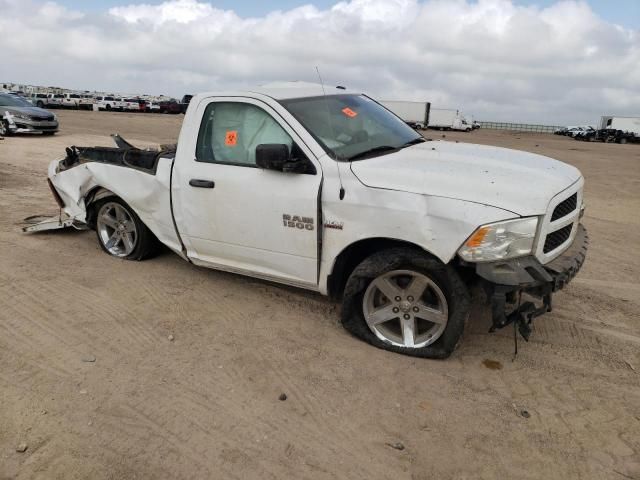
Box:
xmin=1 ymin=0 xmax=638 ymax=124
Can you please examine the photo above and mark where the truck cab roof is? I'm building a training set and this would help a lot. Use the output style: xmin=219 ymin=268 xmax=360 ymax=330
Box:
xmin=195 ymin=82 xmax=355 ymax=102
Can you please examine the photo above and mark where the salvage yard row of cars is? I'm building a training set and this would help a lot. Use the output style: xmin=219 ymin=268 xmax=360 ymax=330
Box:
xmin=554 ymin=117 xmax=640 ymax=144
xmin=21 ymin=91 xmax=192 ymax=114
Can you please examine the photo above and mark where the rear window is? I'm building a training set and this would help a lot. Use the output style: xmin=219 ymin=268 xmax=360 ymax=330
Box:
xmin=70 ymin=94 xmax=80 ymax=98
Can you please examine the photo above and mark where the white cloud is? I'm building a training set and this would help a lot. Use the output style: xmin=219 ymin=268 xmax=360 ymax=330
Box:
xmin=110 ymin=0 xmax=217 ymax=26
xmin=1 ymin=0 xmax=638 ymax=124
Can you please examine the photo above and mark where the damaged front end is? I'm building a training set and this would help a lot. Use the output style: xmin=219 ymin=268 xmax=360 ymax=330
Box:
xmin=1 ymin=111 xmax=58 ymax=135
xmin=476 ymin=224 xmax=588 ymax=341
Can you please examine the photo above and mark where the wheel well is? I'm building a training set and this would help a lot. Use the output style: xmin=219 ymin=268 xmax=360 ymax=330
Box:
xmin=327 ymin=238 xmax=436 ymax=300
xmin=84 ymin=187 xmax=117 ymax=228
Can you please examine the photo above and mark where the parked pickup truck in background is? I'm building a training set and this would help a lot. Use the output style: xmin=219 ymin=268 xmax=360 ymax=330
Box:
xmin=96 ymin=96 xmax=125 ymax=111
xmin=29 ymin=82 xmax=588 ymax=358
xmin=123 ymin=98 xmax=143 ymax=112
xmin=61 ymin=93 xmax=81 ymax=109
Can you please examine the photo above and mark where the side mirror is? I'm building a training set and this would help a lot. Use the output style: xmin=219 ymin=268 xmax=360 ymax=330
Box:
xmin=255 ymin=144 xmax=290 ymax=171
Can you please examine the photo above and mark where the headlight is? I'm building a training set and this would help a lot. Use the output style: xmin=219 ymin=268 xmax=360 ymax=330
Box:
xmin=11 ymin=112 xmax=31 ymax=121
xmin=458 ymin=217 xmax=539 ymax=262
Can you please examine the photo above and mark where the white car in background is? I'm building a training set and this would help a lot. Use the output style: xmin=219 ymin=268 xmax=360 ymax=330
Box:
xmin=122 ymin=98 xmax=142 ymax=112
xmin=61 ymin=93 xmax=81 ymax=109
xmin=144 ymin=100 xmax=161 ymax=113
xmin=52 ymin=94 xmax=66 ymax=107
xmin=78 ymin=95 xmax=95 ymax=110
xmin=566 ymin=126 xmax=594 ymax=138
xmin=46 ymin=94 xmax=63 ymax=108
xmin=96 ymin=96 xmax=125 ymax=111
xmin=29 ymin=93 xmax=50 ymax=108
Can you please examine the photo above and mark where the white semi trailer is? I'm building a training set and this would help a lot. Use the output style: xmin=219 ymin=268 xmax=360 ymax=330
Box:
xmin=428 ymin=108 xmax=472 ymax=132
xmin=379 ymin=100 xmax=429 ymax=129
xmin=600 ymin=116 xmax=640 ymax=135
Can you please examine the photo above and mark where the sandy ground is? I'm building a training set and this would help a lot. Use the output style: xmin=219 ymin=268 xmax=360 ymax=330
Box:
xmin=1 ymin=110 xmax=639 ymax=479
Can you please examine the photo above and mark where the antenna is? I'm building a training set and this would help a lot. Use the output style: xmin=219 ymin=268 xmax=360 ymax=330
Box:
xmin=315 ymin=66 xmax=345 ymax=200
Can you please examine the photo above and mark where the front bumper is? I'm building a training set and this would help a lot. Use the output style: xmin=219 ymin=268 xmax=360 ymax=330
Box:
xmin=474 ymin=223 xmax=588 ymax=339
xmin=6 ymin=117 xmax=59 ymax=134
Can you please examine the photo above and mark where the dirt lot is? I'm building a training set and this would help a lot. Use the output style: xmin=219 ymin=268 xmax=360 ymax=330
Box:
xmin=1 ymin=110 xmax=639 ymax=479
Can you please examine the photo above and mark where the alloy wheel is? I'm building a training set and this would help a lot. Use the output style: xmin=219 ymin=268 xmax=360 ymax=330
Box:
xmin=363 ymin=270 xmax=449 ymax=348
xmin=96 ymin=202 xmax=138 ymax=257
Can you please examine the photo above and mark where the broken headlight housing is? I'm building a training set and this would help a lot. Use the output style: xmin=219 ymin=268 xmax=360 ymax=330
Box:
xmin=458 ymin=217 xmax=539 ymax=262
xmin=10 ymin=112 xmax=31 ymax=121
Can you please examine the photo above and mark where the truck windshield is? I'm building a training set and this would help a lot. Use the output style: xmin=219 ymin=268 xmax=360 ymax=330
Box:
xmin=280 ymin=94 xmax=423 ymax=161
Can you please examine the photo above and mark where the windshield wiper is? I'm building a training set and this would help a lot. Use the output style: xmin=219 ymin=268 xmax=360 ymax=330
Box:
xmin=400 ymin=137 xmax=426 ymax=148
xmin=347 ymin=145 xmax=399 ymax=161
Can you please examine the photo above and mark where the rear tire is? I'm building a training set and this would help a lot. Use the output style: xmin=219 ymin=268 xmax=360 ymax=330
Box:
xmin=93 ymin=197 xmax=158 ymax=261
xmin=341 ymin=247 xmax=470 ymax=359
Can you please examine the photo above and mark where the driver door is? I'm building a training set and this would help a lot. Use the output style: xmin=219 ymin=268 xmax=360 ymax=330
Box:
xmin=172 ymin=98 xmax=322 ymax=288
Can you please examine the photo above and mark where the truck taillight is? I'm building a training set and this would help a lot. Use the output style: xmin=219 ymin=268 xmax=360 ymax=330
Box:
xmin=47 ymin=178 xmax=65 ymax=208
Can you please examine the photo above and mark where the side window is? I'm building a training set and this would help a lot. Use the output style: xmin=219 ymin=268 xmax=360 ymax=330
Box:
xmin=196 ymin=102 xmax=294 ymax=166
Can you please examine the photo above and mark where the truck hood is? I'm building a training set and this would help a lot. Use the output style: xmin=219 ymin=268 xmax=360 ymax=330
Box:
xmin=350 ymin=141 xmax=582 ymax=216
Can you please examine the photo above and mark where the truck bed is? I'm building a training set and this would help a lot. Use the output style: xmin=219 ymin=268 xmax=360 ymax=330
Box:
xmin=60 ymin=134 xmax=176 ymax=175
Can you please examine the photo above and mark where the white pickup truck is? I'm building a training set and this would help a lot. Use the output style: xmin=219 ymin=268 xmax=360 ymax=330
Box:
xmin=95 ymin=96 xmax=125 ymax=111
xmin=30 ymin=83 xmax=588 ymax=358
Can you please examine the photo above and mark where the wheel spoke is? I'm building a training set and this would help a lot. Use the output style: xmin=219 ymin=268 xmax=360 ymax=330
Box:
xmin=122 ymin=220 xmax=136 ymax=233
xmin=373 ymin=277 xmax=402 ymax=301
xmin=100 ymin=212 xmax=118 ymax=229
xmin=121 ymin=232 xmax=134 ymax=252
xmin=105 ymin=232 xmax=120 ymax=250
xmin=414 ymin=302 xmax=446 ymax=324
xmin=366 ymin=304 xmax=398 ymax=326
xmin=114 ymin=205 xmax=126 ymax=222
xmin=401 ymin=316 xmax=415 ymax=347
xmin=405 ymin=275 xmax=429 ymax=300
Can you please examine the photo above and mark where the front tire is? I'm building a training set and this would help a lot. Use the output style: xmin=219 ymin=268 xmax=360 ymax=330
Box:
xmin=94 ymin=198 xmax=158 ymax=260
xmin=341 ymin=248 xmax=470 ymax=358
xmin=0 ymin=120 xmax=11 ymax=136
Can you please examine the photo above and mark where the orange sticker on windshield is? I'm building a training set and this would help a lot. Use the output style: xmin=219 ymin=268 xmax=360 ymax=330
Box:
xmin=342 ymin=107 xmax=358 ymax=118
xmin=225 ymin=130 xmax=238 ymax=147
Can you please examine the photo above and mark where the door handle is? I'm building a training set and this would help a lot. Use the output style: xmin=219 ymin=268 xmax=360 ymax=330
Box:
xmin=189 ymin=179 xmax=215 ymax=188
